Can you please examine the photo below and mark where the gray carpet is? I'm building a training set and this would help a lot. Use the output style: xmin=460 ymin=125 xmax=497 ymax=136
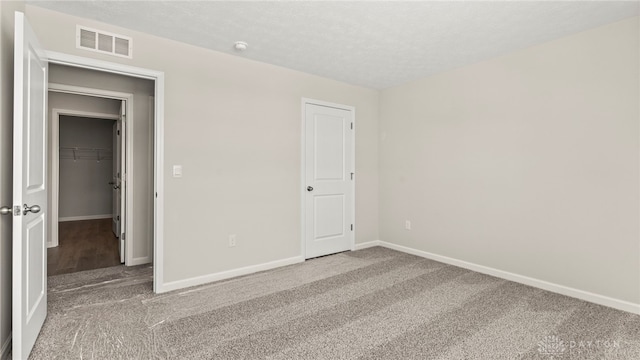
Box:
xmin=26 ymin=247 xmax=639 ymax=359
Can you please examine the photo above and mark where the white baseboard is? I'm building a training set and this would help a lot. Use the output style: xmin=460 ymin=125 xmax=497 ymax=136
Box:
xmin=149 ymin=239 xmax=640 ymax=314
xmin=1 ymin=333 xmax=11 ymax=360
xmin=375 ymin=241 xmax=640 ymax=315
xmin=157 ymin=255 xmax=305 ymax=293
xmin=354 ymin=240 xmax=382 ymax=250
xmin=59 ymin=214 xmax=112 ymax=222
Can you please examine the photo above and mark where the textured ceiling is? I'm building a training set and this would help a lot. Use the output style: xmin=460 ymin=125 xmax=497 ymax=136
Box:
xmin=28 ymin=1 xmax=639 ymax=89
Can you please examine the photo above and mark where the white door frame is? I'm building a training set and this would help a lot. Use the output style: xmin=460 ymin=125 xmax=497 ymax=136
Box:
xmin=46 ymin=51 xmax=165 ymax=293
xmin=300 ymin=98 xmax=356 ymax=259
xmin=49 ymin=103 xmax=121 ymax=249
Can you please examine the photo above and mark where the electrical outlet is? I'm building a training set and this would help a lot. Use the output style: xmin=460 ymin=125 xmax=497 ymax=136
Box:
xmin=228 ymin=234 xmax=237 ymax=247
xmin=405 ymin=220 xmax=411 ymax=230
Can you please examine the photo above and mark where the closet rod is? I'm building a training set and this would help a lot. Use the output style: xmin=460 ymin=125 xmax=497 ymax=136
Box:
xmin=59 ymin=147 xmax=112 ymax=162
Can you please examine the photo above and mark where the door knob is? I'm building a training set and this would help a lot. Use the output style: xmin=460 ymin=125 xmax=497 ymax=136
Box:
xmin=113 ymin=185 xmax=120 ymax=190
xmin=23 ymin=204 xmax=41 ymax=215
xmin=0 ymin=206 xmax=12 ymax=216
xmin=307 ymin=186 xmax=314 ymax=192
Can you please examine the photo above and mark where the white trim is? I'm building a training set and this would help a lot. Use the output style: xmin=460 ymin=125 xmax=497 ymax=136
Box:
xmin=46 ymin=51 xmax=165 ymax=294
xmin=48 ymin=83 xmax=134 ymax=100
xmin=46 ymin=51 xmax=158 ymax=80
xmin=158 ymin=256 xmax=305 ymax=294
xmin=123 ymin=101 xmax=134 ymax=266
xmin=303 ymin=98 xmax=355 ymax=112
xmin=147 ymin=95 xmax=155 ymax=263
xmin=1 ymin=334 xmax=11 ymax=360
xmin=153 ymin=72 xmax=165 ymax=293
xmin=49 ymin=105 xmax=120 ymax=248
xmin=59 ymin=214 xmax=112 ymax=222
xmin=375 ymin=241 xmax=640 ymax=315
xmin=354 ymin=240 xmax=382 ymax=251
xmin=300 ymin=98 xmax=356 ymax=259
xmin=300 ymin=101 xmax=306 ymax=259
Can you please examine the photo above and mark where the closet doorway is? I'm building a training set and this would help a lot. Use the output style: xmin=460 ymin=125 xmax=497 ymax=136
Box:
xmin=51 ymin=113 xmax=122 ymax=275
xmin=47 ymin=81 xmax=138 ymax=276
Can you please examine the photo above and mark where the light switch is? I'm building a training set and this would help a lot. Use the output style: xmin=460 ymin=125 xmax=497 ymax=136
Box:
xmin=173 ymin=165 xmax=182 ymax=178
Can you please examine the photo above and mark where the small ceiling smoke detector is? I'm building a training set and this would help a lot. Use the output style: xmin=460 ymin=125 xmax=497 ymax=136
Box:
xmin=234 ymin=41 xmax=248 ymax=51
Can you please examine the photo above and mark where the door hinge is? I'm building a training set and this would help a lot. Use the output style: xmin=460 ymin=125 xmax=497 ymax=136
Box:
xmin=350 ymin=122 xmax=353 ymax=130
xmin=117 ymin=215 xmax=120 ymax=221
xmin=351 ymin=172 xmax=354 ymax=180
xmin=350 ymin=224 xmax=353 ymax=231
xmin=122 ymin=233 xmax=125 ymax=240
xmin=117 ymin=130 xmax=120 ymax=135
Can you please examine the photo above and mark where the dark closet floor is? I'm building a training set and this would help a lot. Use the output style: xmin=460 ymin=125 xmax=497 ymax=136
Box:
xmin=48 ymin=218 xmax=121 ymax=276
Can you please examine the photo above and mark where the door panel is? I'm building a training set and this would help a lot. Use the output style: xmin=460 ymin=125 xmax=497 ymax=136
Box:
xmin=13 ymin=11 xmax=48 ymax=360
xmin=26 ymin=217 xmax=45 ymax=316
xmin=314 ymin=195 xmax=344 ymax=239
xmin=304 ymin=103 xmax=353 ymax=259
xmin=314 ymin=116 xmax=345 ymax=180
xmin=26 ymin=49 xmax=46 ymax=190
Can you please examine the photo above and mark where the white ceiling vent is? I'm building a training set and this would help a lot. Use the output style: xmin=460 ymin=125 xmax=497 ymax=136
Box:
xmin=76 ymin=25 xmax=132 ymax=59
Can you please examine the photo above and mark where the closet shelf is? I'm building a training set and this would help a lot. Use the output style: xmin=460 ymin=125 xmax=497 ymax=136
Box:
xmin=60 ymin=147 xmax=113 ymax=162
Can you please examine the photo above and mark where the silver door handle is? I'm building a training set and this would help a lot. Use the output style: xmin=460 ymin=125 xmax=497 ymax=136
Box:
xmin=307 ymin=186 xmax=314 ymax=192
xmin=0 ymin=206 xmax=12 ymax=215
xmin=23 ymin=204 xmax=41 ymax=215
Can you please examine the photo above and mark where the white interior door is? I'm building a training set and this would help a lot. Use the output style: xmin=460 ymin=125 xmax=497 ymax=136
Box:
xmin=12 ymin=11 xmax=48 ymax=360
xmin=118 ymin=101 xmax=126 ymax=263
xmin=112 ymin=121 xmax=120 ymax=236
xmin=304 ymin=102 xmax=354 ymax=259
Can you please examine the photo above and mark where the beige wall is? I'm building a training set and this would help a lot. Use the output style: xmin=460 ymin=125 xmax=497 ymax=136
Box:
xmin=379 ymin=17 xmax=640 ymax=304
xmin=49 ymin=65 xmax=154 ymax=263
xmin=25 ymin=5 xmax=380 ymax=283
xmin=0 ymin=1 xmax=25 ymax=357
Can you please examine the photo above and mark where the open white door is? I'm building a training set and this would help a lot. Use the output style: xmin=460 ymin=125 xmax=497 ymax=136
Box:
xmin=304 ymin=102 xmax=354 ymax=259
xmin=112 ymin=121 xmax=119 ymax=236
xmin=112 ymin=117 xmax=125 ymax=263
xmin=12 ymin=11 xmax=48 ymax=360
xmin=118 ymin=101 xmax=126 ymax=263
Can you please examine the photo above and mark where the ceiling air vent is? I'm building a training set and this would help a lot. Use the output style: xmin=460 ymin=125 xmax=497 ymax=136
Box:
xmin=76 ymin=25 xmax=132 ymax=59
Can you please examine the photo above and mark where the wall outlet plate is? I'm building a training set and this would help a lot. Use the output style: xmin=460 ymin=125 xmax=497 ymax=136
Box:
xmin=228 ymin=234 xmax=237 ymax=247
